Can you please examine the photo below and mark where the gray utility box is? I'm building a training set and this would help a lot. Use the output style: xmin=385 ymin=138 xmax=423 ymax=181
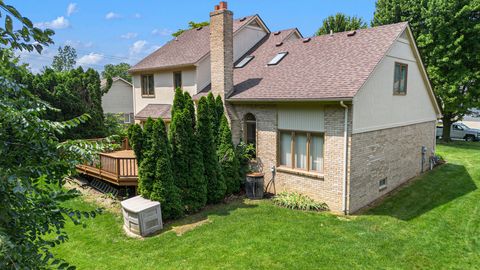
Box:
xmin=121 ymin=196 xmax=163 ymax=237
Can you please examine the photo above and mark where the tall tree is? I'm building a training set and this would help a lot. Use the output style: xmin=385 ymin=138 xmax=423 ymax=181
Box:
xmin=184 ymin=91 xmax=196 ymax=128
xmin=0 ymin=3 xmax=103 ymax=268
xmin=137 ymin=118 xmax=155 ymax=198
xmin=128 ymin=124 xmax=144 ymax=163
xmin=373 ymin=0 xmax=480 ymax=141
xmin=172 ymin=21 xmax=209 ymax=37
xmin=52 ymin=45 xmax=77 ymax=72
xmin=315 ymin=13 xmax=368 ymax=35
xmin=101 ymin=63 xmax=132 ymax=83
xmin=217 ymin=115 xmax=240 ymax=195
xmin=197 ymin=97 xmax=226 ymax=203
xmin=214 ymin=95 xmax=225 ymax=140
xmin=150 ymin=119 xmax=183 ymax=220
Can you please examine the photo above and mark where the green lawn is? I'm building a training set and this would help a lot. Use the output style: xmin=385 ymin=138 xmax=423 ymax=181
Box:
xmin=54 ymin=142 xmax=480 ymax=269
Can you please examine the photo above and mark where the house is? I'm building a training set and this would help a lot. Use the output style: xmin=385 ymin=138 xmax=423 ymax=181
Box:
xmin=129 ymin=2 xmax=441 ymax=214
xmin=101 ymin=77 xmax=134 ymax=124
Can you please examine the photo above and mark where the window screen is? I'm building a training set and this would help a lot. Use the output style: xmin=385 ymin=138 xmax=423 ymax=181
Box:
xmin=141 ymin=75 xmax=154 ymax=96
xmin=393 ymin=63 xmax=408 ymax=94
xmin=280 ymin=132 xmax=292 ymax=167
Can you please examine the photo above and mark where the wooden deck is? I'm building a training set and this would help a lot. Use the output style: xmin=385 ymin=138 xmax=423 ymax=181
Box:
xmin=76 ymin=150 xmax=138 ymax=186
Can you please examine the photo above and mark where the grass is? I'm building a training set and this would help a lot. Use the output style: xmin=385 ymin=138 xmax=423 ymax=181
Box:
xmin=53 ymin=142 xmax=480 ymax=269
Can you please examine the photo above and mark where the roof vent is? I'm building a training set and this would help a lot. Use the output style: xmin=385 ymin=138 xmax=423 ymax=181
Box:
xmin=196 ymin=26 xmax=203 ymax=31
xmin=347 ymin=30 xmax=356 ymax=37
xmin=240 ymin=17 xmax=247 ymax=22
xmin=275 ymin=42 xmax=283 ymax=47
xmin=273 ymin=31 xmax=281 ymax=35
xmin=302 ymin=38 xmax=311 ymax=43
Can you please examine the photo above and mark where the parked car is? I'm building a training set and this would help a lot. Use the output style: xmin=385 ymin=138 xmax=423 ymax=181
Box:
xmin=436 ymin=123 xmax=480 ymax=141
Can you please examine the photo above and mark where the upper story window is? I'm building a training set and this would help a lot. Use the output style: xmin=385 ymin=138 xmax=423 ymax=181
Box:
xmin=393 ymin=62 xmax=408 ymax=95
xmin=174 ymin=72 xmax=182 ymax=90
xmin=141 ymin=74 xmax=154 ymax=97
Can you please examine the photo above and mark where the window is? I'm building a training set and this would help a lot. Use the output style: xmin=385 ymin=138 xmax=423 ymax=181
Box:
xmin=379 ymin=178 xmax=387 ymax=190
xmin=124 ymin=113 xmax=133 ymax=124
xmin=235 ymin=55 xmax=254 ymax=68
xmin=393 ymin=62 xmax=408 ymax=94
xmin=173 ymin=72 xmax=182 ymax=90
xmin=268 ymin=52 xmax=288 ymax=66
xmin=141 ymin=74 xmax=154 ymax=97
xmin=244 ymin=113 xmax=256 ymax=147
xmin=279 ymin=131 xmax=324 ymax=173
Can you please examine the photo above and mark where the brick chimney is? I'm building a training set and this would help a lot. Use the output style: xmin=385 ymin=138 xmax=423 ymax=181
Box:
xmin=210 ymin=1 xmax=234 ymax=100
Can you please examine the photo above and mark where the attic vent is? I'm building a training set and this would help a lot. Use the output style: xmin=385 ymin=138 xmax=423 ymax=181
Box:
xmin=275 ymin=42 xmax=283 ymax=47
xmin=235 ymin=55 xmax=254 ymax=68
xmin=302 ymin=38 xmax=311 ymax=43
xmin=196 ymin=26 xmax=203 ymax=31
xmin=273 ymin=31 xmax=281 ymax=35
xmin=240 ymin=17 xmax=247 ymax=22
xmin=268 ymin=52 xmax=288 ymax=66
xmin=347 ymin=30 xmax=356 ymax=37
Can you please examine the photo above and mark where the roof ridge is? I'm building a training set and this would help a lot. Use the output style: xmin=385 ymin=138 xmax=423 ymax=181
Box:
xmin=306 ymin=21 xmax=409 ymax=39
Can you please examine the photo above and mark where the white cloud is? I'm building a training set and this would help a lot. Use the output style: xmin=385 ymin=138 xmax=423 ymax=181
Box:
xmin=151 ymin=28 xmax=173 ymax=36
xmin=133 ymin=13 xmax=141 ymax=19
xmin=120 ymin=32 xmax=138 ymax=39
xmin=35 ymin=16 xmax=70 ymax=29
xmin=65 ymin=40 xmax=93 ymax=48
xmin=77 ymin=53 xmax=104 ymax=66
xmin=105 ymin=12 xmax=121 ymax=20
xmin=67 ymin=3 xmax=77 ymax=16
xmin=129 ymin=40 xmax=147 ymax=55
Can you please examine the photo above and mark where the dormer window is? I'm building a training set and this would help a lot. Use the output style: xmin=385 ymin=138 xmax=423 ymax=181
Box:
xmin=268 ymin=52 xmax=288 ymax=66
xmin=235 ymin=55 xmax=254 ymax=68
xmin=393 ymin=62 xmax=408 ymax=95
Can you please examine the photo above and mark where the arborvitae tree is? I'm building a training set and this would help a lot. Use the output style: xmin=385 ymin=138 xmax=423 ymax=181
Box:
xmin=207 ymin=92 xmax=219 ymax=143
xmin=171 ymin=108 xmax=207 ymax=212
xmin=184 ymin=91 xmax=196 ymax=128
xmin=197 ymin=97 xmax=226 ymax=203
xmin=217 ymin=114 xmax=240 ymax=195
xmin=128 ymin=124 xmax=144 ymax=163
xmin=215 ymin=95 xmax=225 ymax=139
xmin=171 ymin=87 xmax=185 ymax=117
xmin=150 ymin=119 xmax=183 ymax=220
xmin=137 ymin=117 xmax=155 ymax=198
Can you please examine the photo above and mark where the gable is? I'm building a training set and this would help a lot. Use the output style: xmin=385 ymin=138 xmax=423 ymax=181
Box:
xmin=352 ymin=27 xmax=440 ymax=134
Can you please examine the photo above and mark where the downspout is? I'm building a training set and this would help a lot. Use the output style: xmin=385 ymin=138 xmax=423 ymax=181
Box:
xmin=340 ymin=101 xmax=349 ymax=215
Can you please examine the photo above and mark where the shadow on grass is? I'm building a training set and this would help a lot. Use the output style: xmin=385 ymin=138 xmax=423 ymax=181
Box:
xmin=366 ymin=163 xmax=477 ymax=221
xmin=161 ymin=198 xmax=257 ymax=233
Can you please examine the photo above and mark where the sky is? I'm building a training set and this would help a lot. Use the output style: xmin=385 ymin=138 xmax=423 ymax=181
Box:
xmin=11 ymin=0 xmax=377 ymax=73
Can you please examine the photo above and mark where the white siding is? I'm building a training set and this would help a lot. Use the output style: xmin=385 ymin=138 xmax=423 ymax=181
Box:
xmin=196 ymin=56 xmax=211 ymax=92
xmin=102 ymin=80 xmax=133 ymax=114
xmin=278 ymin=106 xmax=325 ymax=132
xmin=133 ymin=69 xmax=196 ymax=114
xmin=352 ymin=32 xmax=437 ymax=134
xmin=233 ymin=25 xmax=267 ymax=61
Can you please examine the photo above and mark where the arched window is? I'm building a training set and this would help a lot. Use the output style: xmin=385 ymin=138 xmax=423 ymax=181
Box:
xmin=244 ymin=113 xmax=256 ymax=147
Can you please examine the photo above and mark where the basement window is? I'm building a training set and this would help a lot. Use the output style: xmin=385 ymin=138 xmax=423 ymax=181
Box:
xmin=379 ymin=178 xmax=387 ymax=191
xmin=268 ymin=52 xmax=288 ymax=66
xmin=235 ymin=55 xmax=254 ymax=68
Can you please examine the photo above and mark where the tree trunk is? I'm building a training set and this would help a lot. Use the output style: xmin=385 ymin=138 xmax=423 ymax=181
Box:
xmin=442 ymin=116 xmax=452 ymax=143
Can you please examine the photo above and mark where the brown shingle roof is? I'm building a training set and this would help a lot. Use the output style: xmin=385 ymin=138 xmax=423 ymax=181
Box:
xmin=135 ymin=104 xmax=172 ymax=120
xmin=228 ymin=22 xmax=409 ymax=101
xmin=129 ymin=15 xmax=257 ymax=73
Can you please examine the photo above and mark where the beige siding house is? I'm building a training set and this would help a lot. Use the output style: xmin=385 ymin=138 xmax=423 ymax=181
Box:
xmin=129 ymin=2 xmax=441 ymax=214
xmin=102 ymin=77 xmax=134 ymax=123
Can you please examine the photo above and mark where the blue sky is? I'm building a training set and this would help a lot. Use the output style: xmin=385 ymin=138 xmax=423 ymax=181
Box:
xmin=12 ymin=0 xmax=377 ymax=73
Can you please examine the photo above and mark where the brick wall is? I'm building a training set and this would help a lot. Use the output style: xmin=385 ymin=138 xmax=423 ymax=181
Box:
xmin=348 ymin=121 xmax=436 ymax=213
xmin=232 ymin=104 xmax=351 ymax=213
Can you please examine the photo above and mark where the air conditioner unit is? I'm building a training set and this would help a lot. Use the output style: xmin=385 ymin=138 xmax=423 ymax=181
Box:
xmin=121 ymin=196 xmax=163 ymax=237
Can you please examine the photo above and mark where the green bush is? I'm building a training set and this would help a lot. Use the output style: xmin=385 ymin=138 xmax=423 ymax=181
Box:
xmin=272 ymin=192 xmax=329 ymax=211
xmin=217 ymin=115 xmax=240 ymax=195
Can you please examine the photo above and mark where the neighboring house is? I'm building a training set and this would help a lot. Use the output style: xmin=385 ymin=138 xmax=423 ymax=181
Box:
xmin=129 ymin=2 xmax=441 ymax=214
xmin=101 ymin=77 xmax=134 ymax=124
